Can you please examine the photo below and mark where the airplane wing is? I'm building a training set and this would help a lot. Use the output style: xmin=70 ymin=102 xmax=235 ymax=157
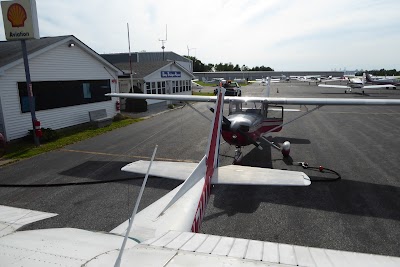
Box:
xmin=122 ymin=161 xmax=310 ymax=186
xmin=2 ymin=226 xmax=400 ymax=266
xmin=363 ymin=84 xmax=396 ymax=89
xmin=318 ymin=84 xmax=351 ymax=89
xmin=106 ymin=93 xmax=400 ymax=106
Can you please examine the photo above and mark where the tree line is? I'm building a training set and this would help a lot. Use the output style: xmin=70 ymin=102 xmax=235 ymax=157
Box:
xmin=355 ymin=69 xmax=400 ymax=76
xmin=184 ymin=56 xmax=274 ymax=72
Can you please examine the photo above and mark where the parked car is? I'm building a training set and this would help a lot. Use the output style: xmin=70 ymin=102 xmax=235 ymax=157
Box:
xmin=214 ymin=81 xmax=242 ymax=96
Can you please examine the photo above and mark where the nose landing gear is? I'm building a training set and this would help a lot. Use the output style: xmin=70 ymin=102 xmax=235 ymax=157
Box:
xmin=233 ymin=146 xmax=243 ymax=164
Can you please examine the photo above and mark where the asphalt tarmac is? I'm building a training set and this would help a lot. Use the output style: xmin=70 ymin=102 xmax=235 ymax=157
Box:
xmin=0 ymin=81 xmax=399 ymax=257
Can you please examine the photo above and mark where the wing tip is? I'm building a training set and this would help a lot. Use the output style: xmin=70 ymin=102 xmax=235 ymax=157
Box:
xmin=303 ymin=174 xmax=311 ymax=186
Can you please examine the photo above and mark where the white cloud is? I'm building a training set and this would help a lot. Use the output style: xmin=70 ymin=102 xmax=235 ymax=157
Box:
xmin=1 ymin=0 xmax=399 ymax=70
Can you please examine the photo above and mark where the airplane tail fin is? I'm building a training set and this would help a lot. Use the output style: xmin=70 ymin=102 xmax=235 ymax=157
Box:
xmin=266 ymin=77 xmax=271 ymax=97
xmin=158 ymin=87 xmax=225 ymax=216
xmin=364 ymin=72 xmax=373 ymax=83
xmin=111 ymin=87 xmax=226 ymax=240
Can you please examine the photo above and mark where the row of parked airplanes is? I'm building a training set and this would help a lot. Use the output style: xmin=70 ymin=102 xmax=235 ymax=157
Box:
xmin=192 ymin=73 xmax=400 ymax=95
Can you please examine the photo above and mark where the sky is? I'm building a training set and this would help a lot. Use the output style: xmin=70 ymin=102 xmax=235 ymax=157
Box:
xmin=1 ymin=0 xmax=400 ymax=71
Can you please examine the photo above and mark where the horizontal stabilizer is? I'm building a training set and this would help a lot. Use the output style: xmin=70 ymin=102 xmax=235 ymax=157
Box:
xmin=122 ymin=161 xmax=310 ymax=186
xmin=0 ymin=205 xmax=57 ymax=237
xmin=122 ymin=160 xmax=196 ymax=181
xmin=213 ymin=165 xmax=311 ymax=186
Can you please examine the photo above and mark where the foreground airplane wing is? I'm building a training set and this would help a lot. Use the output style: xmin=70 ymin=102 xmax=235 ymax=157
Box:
xmin=122 ymin=160 xmax=311 ymax=186
xmin=2 ymin=226 xmax=400 ymax=266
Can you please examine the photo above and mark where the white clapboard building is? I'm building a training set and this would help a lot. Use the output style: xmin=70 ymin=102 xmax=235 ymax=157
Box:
xmin=0 ymin=35 xmax=122 ymax=141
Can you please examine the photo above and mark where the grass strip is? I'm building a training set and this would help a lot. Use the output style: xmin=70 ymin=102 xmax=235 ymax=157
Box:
xmin=3 ymin=118 xmax=143 ymax=160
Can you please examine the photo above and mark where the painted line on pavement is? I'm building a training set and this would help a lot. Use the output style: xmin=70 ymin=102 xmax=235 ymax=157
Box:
xmin=61 ymin=148 xmax=197 ymax=163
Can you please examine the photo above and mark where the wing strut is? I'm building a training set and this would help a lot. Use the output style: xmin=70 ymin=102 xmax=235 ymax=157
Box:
xmin=186 ymin=102 xmax=211 ymax=122
xmin=114 ymin=145 xmax=158 ymax=267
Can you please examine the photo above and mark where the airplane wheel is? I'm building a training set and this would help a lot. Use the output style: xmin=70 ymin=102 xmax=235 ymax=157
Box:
xmin=281 ymin=141 xmax=291 ymax=157
xmin=345 ymin=91 xmax=347 ymax=93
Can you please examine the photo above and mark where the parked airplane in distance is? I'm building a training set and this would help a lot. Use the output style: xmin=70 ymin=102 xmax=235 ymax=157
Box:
xmin=319 ymin=73 xmax=395 ymax=94
xmin=191 ymin=80 xmax=203 ymax=90
xmin=248 ymin=77 xmax=281 ymax=85
xmin=365 ymin=72 xmax=400 ymax=88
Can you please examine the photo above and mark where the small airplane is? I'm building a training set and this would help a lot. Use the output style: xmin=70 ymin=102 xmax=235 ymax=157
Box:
xmin=318 ymin=73 xmax=396 ymax=94
xmin=191 ymin=80 xmax=203 ymax=90
xmin=248 ymin=77 xmax=281 ymax=85
xmin=2 ymin=85 xmax=400 ymax=265
xmin=110 ymin=78 xmax=400 ymax=163
xmin=292 ymin=75 xmax=326 ymax=85
xmin=365 ymin=72 xmax=400 ymax=88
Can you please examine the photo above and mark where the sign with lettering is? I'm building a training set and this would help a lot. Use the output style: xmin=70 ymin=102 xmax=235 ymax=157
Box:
xmin=161 ymin=71 xmax=181 ymax=78
xmin=1 ymin=0 xmax=40 ymax=40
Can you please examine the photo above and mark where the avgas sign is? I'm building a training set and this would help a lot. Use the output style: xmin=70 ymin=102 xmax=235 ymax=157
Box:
xmin=1 ymin=0 xmax=40 ymax=40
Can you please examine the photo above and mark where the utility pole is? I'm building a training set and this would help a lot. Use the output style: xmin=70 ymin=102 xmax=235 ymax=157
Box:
xmin=159 ymin=24 xmax=167 ymax=61
xmin=127 ymin=23 xmax=134 ymax=91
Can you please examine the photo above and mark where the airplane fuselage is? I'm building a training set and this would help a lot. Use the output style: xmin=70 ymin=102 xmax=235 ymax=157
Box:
xmin=222 ymin=113 xmax=282 ymax=147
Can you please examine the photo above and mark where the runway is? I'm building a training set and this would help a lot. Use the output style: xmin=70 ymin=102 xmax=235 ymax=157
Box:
xmin=0 ymin=81 xmax=399 ymax=257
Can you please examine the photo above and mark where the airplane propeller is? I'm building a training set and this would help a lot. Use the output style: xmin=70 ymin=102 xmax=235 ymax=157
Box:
xmin=209 ymin=107 xmax=263 ymax=150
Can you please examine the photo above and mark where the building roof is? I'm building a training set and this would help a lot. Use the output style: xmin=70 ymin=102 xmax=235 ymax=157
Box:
xmin=115 ymin=61 xmax=172 ymax=79
xmin=0 ymin=36 xmax=70 ymax=68
xmin=0 ymin=35 xmax=122 ymax=74
xmin=101 ymin=51 xmax=191 ymax=65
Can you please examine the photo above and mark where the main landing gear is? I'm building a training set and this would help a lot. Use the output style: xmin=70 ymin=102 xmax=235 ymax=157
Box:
xmin=260 ymin=136 xmax=291 ymax=157
xmin=233 ymin=140 xmax=291 ymax=165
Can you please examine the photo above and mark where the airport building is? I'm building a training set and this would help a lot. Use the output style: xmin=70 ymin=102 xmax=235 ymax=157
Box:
xmin=0 ymin=35 xmax=121 ymax=141
xmin=101 ymin=52 xmax=194 ymax=109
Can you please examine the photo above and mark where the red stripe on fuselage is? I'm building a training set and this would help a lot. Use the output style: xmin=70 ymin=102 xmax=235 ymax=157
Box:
xmin=191 ymin=90 xmax=223 ymax=232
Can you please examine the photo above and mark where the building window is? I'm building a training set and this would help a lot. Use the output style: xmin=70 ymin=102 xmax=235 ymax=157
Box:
xmin=83 ymin=83 xmax=92 ymax=98
xmin=157 ymin=81 xmax=162 ymax=94
xmin=18 ymin=79 xmax=111 ymax=113
xmin=151 ymin=82 xmax=156 ymax=94
xmin=162 ymin=81 xmax=166 ymax=94
xmin=146 ymin=82 xmax=151 ymax=94
xmin=175 ymin=81 xmax=179 ymax=93
xmin=179 ymin=81 xmax=183 ymax=92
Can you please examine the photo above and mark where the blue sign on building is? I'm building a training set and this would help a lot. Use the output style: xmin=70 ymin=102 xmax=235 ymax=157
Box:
xmin=161 ymin=71 xmax=181 ymax=78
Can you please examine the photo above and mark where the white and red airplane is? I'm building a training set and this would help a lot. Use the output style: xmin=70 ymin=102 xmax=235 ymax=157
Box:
xmin=111 ymin=78 xmax=399 ymax=163
xmin=1 ymin=88 xmax=400 ymax=266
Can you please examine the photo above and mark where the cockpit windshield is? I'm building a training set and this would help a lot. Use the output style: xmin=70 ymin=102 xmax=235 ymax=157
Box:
xmin=228 ymin=102 xmax=283 ymax=120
